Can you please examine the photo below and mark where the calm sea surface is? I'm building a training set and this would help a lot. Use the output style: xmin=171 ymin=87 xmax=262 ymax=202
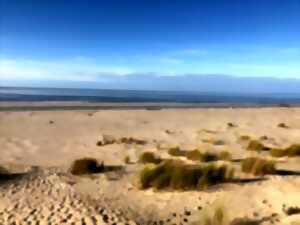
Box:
xmin=1 ymin=87 xmax=300 ymax=105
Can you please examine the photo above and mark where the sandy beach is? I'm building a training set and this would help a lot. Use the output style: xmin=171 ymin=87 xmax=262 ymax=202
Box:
xmin=1 ymin=104 xmax=300 ymax=224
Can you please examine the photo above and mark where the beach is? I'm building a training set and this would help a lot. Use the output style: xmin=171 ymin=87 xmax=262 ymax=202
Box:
xmin=1 ymin=103 xmax=300 ymax=224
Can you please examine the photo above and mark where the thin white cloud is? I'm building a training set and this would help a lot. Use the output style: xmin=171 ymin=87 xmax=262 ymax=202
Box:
xmin=228 ymin=63 xmax=300 ymax=78
xmin=0 ymin=57 xmax=134 ymax=82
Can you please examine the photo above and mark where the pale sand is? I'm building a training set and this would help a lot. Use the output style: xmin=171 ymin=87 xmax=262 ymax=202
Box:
xmin=1 ymin=107 xmax=300 ymax=224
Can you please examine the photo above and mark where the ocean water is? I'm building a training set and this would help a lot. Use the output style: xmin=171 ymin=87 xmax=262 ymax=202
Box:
xmin=0 ymin=86 xmax=300 ymax=105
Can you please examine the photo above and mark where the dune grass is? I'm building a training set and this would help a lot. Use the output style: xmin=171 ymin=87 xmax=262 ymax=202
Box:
xmin=69 ymin=158 xmax=104 ymax=175
xmin=259 ymin=135 xmax=268 ymax=141
xmin=241 ymin=157 xmax=276 ymax=176
xmin=285 ymin=206 xmax=300 ymax=216
xmin=219 ymin=151 xmax=232 ymax=161
xmin=227 ymin=122 xmax=236 ymax=128
xmin=185 ymin=149 xmax=202 ymax=161
xmin=270 ymin=144 xmax=300 ymax=157
xmin=118 ymin=137 xmax=147 ymax=145
xmin=239 ymin=135 xmax=251 ymax=140
xmin=200 ymin=152 xmax=219 ymax=162
xmin=199 ymin=205 xmax=229 ymax=225
xmin=270 ymin=148 xmax=287 ymax=157
xmin=285 ymin=144 xmax=300 ymax=156
xmin=185 ymin=149 xmax=232 ymax=162
xmin=246 ymin=140 xmax=270 ymax=152
xmin=138 ymin=151 xmax=162 ymax=164
xmin=202 ymin=138 xmax=225 ymax=145
xmin=124 ymin=155 xmax=131 ymax=164
xmin=139 ymin=160 xmax=234 ymax=190
xmin=168 ymin=146 xmax=186 ymax=157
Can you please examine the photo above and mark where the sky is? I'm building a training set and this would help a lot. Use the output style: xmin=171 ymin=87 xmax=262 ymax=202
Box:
xmin=0 ymin=0 xmax=300 ymax=89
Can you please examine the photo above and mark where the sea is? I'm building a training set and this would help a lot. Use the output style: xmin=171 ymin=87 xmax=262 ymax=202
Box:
xmin=0 ymin=86 xmax=300 ymax=105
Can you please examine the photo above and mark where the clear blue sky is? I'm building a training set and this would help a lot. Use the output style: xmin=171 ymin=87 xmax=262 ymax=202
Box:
xmin=0 ymin=0 xmax=299 ymax=87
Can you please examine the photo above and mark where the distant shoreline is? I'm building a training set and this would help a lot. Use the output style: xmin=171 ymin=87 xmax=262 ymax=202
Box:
xmin=0 ymin=101 xmax=299 ymax=112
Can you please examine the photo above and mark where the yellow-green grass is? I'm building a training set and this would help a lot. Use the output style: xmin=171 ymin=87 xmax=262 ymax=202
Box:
xmin=270 ymin=144 xmax=300 ymax=157
xmin=168 ymin=146 xmax=186 ymax=157
xmin=186 ymin=150 xmax=232 ymax=162
xmin=139 ymin=160 xmax=234 ymax=190
xmin=241 ymin=157 xmax=276 ymax=176
xmin=138 ymin=151 xmax=162 ymax=164
xmin=246 ymin=140 xmax=270 ymax=152
xmin=186 ymin=149 xmax=202 ymax=161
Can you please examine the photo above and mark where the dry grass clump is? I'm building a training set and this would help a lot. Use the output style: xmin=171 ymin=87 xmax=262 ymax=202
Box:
xmin=203 ymin=138 xmax=225 ymax=145
xmin=241 ymin=157 xmax=276 ymax=176
xmin=139 ymin=160 xmax=234 ymax=190
xmin=219 ymin=151 xmax=232 ymax=161
xmin=285 ymin=206 xmax=300 ymax=216
xmin=198 ymin=202 xmax=261 ymax=225
xmin=201 ymin=152 xmax=219 ymax=162
xmin=124 ymin=155 xmax=131 ymax=164
xmin=259 ymin=135 xmax=268 ymax=141
xmin=285 ymin=144 xmax=300 ymax=156
xmin=97 ymin=135 xmax=147 ymax=146
xmin=185 ymin=150 xmax=232 ymax=162
xmin=246 ymin=140 xmax=270 ymax=152
xmin=200 ymin=206 xmax=229 ymax=225
xmin=118 ymin=137 xmax=147 ymax=145
xmin=212 ymin=140 xmax=225 ymax=145
xmin=168 ymin=146 xmax=186 ymax=157
xmin=138 ymin=151 xmax=162 ymax=164
xmin=227 ymin=122 xmax=236 ymax=128
xmin=270 ymin=144 xmax=300 ymax=157
xmin=186 ymin=149 xmax=202 ymax=161
xmin=278 ymin=123 xmax=289 ymax=128
xmin=270 ymin=148 xmax=287 ymax=157
xmin=69 ymin=158 xmax=104 ymax=175
xmin=239 ymin=135 xmax=251 ymax=141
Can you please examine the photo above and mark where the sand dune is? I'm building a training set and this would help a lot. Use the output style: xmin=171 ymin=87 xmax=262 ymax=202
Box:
xmin=1 ymin=107 xmax=300 ymax=224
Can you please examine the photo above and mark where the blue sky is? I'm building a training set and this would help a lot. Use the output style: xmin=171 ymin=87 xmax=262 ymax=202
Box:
xmin=0 ymin=0 xmax=300 ymax=88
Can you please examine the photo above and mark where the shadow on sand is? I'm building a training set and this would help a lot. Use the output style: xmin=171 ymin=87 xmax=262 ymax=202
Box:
xmin=230 ymin=177 xmax=268 ymax=184
xmin=0 ymin=172 xmax=31 ymax=185
xmin=275 ymin=169 xmax=300 ymax=176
